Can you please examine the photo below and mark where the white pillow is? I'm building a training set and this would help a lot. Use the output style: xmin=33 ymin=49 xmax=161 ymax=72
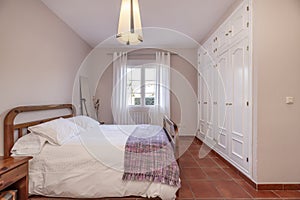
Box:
xmin=11 ymin=133 xmax=47 ymax=155
xmin=68 ymin=115 xmax=99 ymax=130
xmin=28 ymin=118 xmax=84 ymax=145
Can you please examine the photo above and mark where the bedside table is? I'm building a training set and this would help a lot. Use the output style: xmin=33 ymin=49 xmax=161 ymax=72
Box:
xmin=0 ymin=156 xmax=32 ymax=200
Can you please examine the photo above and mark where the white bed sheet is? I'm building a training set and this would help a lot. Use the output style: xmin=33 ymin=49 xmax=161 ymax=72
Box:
xmin=28 ymin=125 xmax=179 ymax=199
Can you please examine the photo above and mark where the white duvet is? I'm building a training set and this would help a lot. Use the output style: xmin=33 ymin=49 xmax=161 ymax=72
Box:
xmin=26 ymin=125 xmax=179 ymax=199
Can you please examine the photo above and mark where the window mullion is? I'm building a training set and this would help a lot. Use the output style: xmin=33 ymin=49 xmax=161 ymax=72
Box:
xmin=141 ymin=67 xmax=145 ymax=107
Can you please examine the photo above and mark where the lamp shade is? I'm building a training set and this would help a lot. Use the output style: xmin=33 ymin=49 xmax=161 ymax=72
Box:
xmin=117 ymin=0 xmax=143 ymax=45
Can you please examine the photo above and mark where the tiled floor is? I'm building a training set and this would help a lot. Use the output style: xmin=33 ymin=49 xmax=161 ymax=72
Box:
xmin=176 ymin=137 xmax=300 ymax=200
xmin=30 ymin=137 xmax=300 ymax=200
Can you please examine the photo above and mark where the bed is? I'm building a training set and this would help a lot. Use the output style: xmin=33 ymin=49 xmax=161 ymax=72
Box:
xmin=4 ymin=104 xmax=180 ymax=199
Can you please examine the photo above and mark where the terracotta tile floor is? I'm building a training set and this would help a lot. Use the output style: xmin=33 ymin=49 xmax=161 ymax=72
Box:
xmin=30 ymin=137 xmax=300 ymax=200
xmin=176 ymin=137 xmax=300 ymax=200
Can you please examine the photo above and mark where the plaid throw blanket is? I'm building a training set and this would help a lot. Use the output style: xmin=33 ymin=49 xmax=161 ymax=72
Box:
xmin=122 ymin=125 xmax=180 ymax=187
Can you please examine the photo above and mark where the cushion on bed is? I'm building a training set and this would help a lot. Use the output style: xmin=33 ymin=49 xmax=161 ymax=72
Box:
xmin=28 ymin=118 xmax=84 ymax=145
xmin=11 ymin=133 xmax=47 ymax=155
xmin=68 ymin=115 xmax=99 ymax=130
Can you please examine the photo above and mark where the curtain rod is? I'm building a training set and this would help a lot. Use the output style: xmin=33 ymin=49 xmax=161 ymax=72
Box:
xmin=106 ymin=52 xmax=177 ymax=56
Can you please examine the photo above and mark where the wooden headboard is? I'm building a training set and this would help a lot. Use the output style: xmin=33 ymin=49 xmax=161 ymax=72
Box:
xmin=4 ymin=104 xmax=76 ymax=157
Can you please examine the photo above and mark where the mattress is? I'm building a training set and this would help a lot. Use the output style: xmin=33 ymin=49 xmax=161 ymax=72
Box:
xmin=28 ymin=124 xmax=179 ymax=199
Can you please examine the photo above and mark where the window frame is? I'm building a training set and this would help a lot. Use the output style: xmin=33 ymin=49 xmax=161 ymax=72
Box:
xmin=127 ymin=60 xmax=157 ymax=108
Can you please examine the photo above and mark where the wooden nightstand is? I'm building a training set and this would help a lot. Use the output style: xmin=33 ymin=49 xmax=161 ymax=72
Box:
xmin=0 ymin=156 xmax=32 ymax=200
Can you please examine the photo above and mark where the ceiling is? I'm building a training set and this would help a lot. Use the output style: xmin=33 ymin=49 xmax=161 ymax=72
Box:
xmin=41 ymin=0 xmax=240 ymax=48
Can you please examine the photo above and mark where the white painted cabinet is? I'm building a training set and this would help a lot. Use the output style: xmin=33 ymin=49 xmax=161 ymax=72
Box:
xmin=229 ymin=37 xmax=250 ymax=170
xmin=197 ymin=0 xmax=252 ymax=175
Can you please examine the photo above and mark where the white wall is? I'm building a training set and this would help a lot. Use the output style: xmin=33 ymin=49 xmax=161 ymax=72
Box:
xmin=253 ymin=0 xmax=300 ymax=183
xmin=0 ymin=0 xmax=91 ymax=155
xmin=170 ymin=52 xmax=198 ymax=135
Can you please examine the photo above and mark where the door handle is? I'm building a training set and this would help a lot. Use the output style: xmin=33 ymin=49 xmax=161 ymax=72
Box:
xmin=203 ymin=102 xmax=208 ymax=105
xmin=226 ymin=103 xmax=233 ymax=106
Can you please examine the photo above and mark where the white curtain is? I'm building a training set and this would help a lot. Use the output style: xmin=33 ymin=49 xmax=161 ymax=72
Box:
xmin=149 ymin=52 xmax=171 ymax=125
xmin=112 ymin=52 xmax=133 ymax=124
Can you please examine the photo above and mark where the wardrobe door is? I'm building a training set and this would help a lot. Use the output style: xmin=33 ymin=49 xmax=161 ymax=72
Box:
xmin=229 ymin=37 xmax=250 ymax=171
xmin=216 ymin=49 xmax=230 ymax=154
xmin=201 ymin=65 xmax=210 ymax=139
xmin=198 ymin=73 xmax=206 ymax=138
xmin=206 ymin=63 xmax=214 ymax=141
xmin=197 ymin=47 xmax=202 ymax=135
xmin=198 ymin=50 xmax=209 ymax=138
xmin=212 ymin=63 xmax=219 ymax=142
xmin=228 ymin=2 xmax=250 ymax=44
xmin=197 ymin=50 xmax=202 ymax=137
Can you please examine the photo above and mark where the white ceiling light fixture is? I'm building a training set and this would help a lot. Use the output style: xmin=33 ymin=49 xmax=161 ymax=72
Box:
xmin=117 ymin=0 xmax=143 ymax=45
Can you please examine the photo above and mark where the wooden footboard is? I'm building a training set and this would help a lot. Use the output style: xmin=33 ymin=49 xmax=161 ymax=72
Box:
xmin=163 ymin=116 xmax=179 ymax=158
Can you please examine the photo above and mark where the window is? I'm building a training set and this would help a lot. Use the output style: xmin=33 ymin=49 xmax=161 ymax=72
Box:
xmin=127 ymin=64 xmax=157 ymax=106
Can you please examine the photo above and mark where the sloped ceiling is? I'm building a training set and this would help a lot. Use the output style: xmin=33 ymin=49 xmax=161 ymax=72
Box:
xmin=41 ymin=0 xmax=240 ymax=47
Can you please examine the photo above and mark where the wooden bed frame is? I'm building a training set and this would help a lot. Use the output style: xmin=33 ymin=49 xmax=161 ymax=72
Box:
xmin=163 ymin=116 xmax=179 ymax=158
xmin=4 ymin=104 xmax=76 ymax=157
xmin=4 ymin=104 xmax=179 ymax=158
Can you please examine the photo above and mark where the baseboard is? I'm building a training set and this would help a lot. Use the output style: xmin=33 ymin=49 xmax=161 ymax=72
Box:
xmin=194 ymin=137 xmax=300 ymax=190
xmin=257 ymin=184 xmax=300 ymax=190
xmin=178 ymin=132 xmax=196 ymax=136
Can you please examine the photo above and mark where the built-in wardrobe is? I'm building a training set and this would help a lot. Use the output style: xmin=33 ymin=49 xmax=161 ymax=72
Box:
xmin=197 ymin=0 xmax=252 ymax=177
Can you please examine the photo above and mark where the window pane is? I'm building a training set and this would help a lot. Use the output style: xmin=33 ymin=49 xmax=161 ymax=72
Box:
xmin=131 ymin=80 xmax=141 ymax=93
xmin=127 ymin=67 xmax=142 ymax=106
xmin=127 ymin=68 xmax=141 ymax=80
xmin=145 ymin=81 xmax=156 ymax=94
xmin=128 ymin=81 xmax=141 ymax=106
xmin=132 ymin=93 xmax=141 ymax=106
xmin=145 ymin=68 xmax=156 ymax=81
xmin=131 ymin=68 xmax=141 ymax=81
xmin=145 ymin=67 xmax=156 ymax=106
xmin=127 ymin=68 xmax=132 ymax=80
xmin=145 ymin=97 xmax=155 ymax=105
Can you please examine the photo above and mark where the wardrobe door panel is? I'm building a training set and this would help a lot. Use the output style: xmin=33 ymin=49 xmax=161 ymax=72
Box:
xmin=229 ymin=37 xmax=250 ymax=171
xmin=229 ymin=2 xmax=250 ymax=43
xmin=216 ymin=50 xmax=230 ymax=153
xmin=218 ymin=22 xmax=230 ymax=54
xmin=207 ymin=64 xmax=214 ymax=141
xmin=212 ymin=64 xmax=219 ymax=142
xmin=198 ymin=50 xmax=207 ymax=137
